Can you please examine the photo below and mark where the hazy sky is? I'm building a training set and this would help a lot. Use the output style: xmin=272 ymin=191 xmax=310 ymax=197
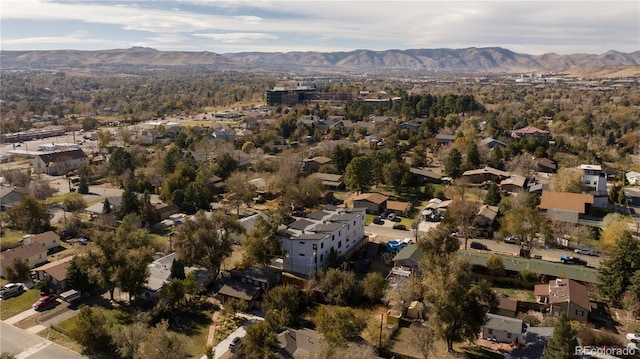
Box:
xmin=1 ymin=0 xmax=638 ymax=54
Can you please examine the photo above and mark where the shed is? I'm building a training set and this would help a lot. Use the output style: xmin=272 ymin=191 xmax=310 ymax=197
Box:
xmin=406 ymin=301 xmax=425 ymax=319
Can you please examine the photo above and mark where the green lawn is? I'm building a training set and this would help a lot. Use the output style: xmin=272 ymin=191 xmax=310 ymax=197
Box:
xmin=0 ymin=229 xmax=26 ymax=251
xmin=45 ymin=192 xmax=83 ymax=205
xmin=0 ymin=289 xmax=41 ymax=320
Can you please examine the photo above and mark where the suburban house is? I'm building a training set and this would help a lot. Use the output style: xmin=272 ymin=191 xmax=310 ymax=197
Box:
xmin=142 ymin=252 xmax=212 ymax=301
xmin=302 ymin=156 xmax=332 ymax=172
xmin=474 ymin=205 xmax=499 ymax=229
xmin=386 ymin=200 xmax=412 ymax=217
xmin=32 ymin=149 xmax=88 ymax=175
xmin=34 ymin=256 xmax=73 ymax=293
xmin=281 ymin=207 xmax=366 ymax=277
xmin=311 ymin=172 xmax=344 ymax=191
xmin=421 ymin=198 xmax=452 ymax=219
xmin=511 ymin=126 xmax=550 ymax=143
xmin=462 ymin=166 xmax=511 ymax=184
xmin=480 ymin=137 xmax=507 ymax=149
xmin=153 ymin=203 xmax=180 ymax=221
xmin=410 ymin=167 xmax=443 ymax=184
xmin=22 ymin=231 xmax=60 ymax=251
xmin=435 ymin=133 xmax=456 ymax=145
xmin=492 ymin=298 xmax=519 ymax=318
xmin=580 ymin=164 xmax=608 ymax=208
xmin=217 ymin=280 xmax=262 ymax=309
xmin=534 ymin=278 xmax=590 ymax=323
xmin=0 ymin=186 xmax=28 ymax=210
xmin=500 ymin=175 xmax=528 ymax=193
xmin=277 ymin=327 xmax=323 ymax=358
xmin=225 ymin=265 xmax=282 ymax=291
xmin=212 ymin=127 xmax=236 ymax=141
xmin=481 ymin=313 xmax=527 ymax=344
xmin=391 ymin=244 xmax=424 ymax=276
xmin=538 ymin=191 xmax=594 ymax=224
xmin=231 ymin=212 xmax=269 ymax=244
xmin=0 ymin=243 xmax=48 ymax=277
xmin=397 ymin=118 xmax=424 ymax=131
xmin=534 ymin=157 xmax=557 ymax=173
xmin=351 ymin=193 xmax=389 ymax=214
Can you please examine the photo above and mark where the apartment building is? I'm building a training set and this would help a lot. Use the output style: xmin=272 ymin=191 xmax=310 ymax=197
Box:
xmin=281 ymin=207 xmax=366 ymax=277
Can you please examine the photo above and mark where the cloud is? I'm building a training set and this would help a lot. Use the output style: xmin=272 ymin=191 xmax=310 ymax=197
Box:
xmin=194 ymin=32 xmax=278 ymax=43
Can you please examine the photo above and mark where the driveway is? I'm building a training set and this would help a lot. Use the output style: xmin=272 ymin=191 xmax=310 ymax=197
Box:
xmin=211 ymin=319 xmax=259 ymax=359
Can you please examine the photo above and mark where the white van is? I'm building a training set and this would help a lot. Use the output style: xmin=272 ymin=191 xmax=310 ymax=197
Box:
xmin=0 ymin=283 xmax=24 ymax=299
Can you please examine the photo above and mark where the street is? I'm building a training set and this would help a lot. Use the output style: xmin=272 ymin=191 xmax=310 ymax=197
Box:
xmin=0 ymin=321 xmax=86 ymax=359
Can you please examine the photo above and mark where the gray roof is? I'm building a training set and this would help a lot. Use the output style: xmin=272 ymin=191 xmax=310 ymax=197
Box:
xmin=293 ymin=233 xmax=329 ymax=241
xmin=307 ymin=210 xmax=329 ymax=221
xmin=288 ymin=219 xmax=314 ymax=231
xmin=229 ymin=265 xmax=281 ymax=284
xmin=217 ymin=280 xmax=261 ymax=301
xmin=36 ymin=149 xmax=87 ymax=164
xmin=484 ymin=313 xmax=526 ymax=334
xmin=313 ymin=222 xmax=343 ymax=232
xmin=330 ymin=213 xmax=360 ymax=221
xmin=84 ymin=196 xmax=122 ymax=214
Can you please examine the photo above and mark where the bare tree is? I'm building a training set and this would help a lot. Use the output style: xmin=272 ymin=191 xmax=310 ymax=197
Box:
xmin=621 ymin=291 xmax=640 ymax=322
xmin=411 ymin=322 xmax=436 ymax=359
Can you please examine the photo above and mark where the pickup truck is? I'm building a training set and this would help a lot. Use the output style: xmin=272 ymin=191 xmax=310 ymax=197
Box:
xmin=560 ymin=255 xmax=587 ymax=266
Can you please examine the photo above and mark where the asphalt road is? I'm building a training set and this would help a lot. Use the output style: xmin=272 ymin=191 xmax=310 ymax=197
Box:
xmin=0 ymin=321 xmax=85 ymax=359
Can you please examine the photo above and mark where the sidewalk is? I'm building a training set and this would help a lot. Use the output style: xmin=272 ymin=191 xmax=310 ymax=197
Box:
xmin=4 ymin=308 xmax=37 ymax=325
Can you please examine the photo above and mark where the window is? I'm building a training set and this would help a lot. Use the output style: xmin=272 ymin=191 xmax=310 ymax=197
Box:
xmin=299 ymin=253 xmax=305 ymax=256
xmin=284 ymin=250 xmax=290 ymax=257
xmin=507 ymin=333 xmax=512 ymax=339
xmin=575 ymin=310 xmax=584 ymax=316
xmin=332 ymin=235 xmax=335 ymax=241
xmin=488 ymin=329 xmax=493 ymax=335
xmin=320 ymin=254 xmax=323 ymax=262
xmin=338 ymin=241 xmax=342 ymax=248
xmin=339 ymin=231 xmax=341 ymax=236
xmin=299 ymin=241 xmax=305 ymax=245
xmin=321 ymin=243 xmax=324 ymax=249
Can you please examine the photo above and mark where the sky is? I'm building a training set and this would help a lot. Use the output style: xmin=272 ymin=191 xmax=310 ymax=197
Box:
xmin=1 ymin=0 xmax=638 ymax=55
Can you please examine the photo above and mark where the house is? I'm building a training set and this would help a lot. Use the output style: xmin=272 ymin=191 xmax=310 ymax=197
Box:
xmin=392 ymin=244 xmax=423 ymax=276
xmin=0 ymin=243 xmax=48 ymax=277
xmin=224 ymin=265 xmax=281 ymax=291
xmin=21 ymin=231 xmax=60 ymax=251
xmin=421 ymin=198 xmax=452 ymax=216
xmin=217 ymin=279 xmax=261 ymax=309
xmin=34 ymin=256 xmax=73 ymax=293
xmin=511 ymin=126 xmax=550 ymax=142
xmin=626 ymin=171 xmax=640 ymax=185
xmin=302 ymin=156 xmax=332 ymax=172
xmin=462 ymin=166 xmax=511 ymax=184
xmin=231 ymin=212 xmax=269 ymax=244
xmin=487 ymin=298 xmax=519 ymax=318
xmin=212 ymin=127 xmax=236 ymax=141
xmin=474 ymin=205 xmax=499 ymax=228
xmin=153 ymin=203 xmax=180 ymax=221
xmin=351 ymin=193 xmax=388 ymax=214
xmin=534 ymin=157 xmax=557 ymax=173
xmin=539 ymin=191 xmax=594 ymax=223
xmin=142 ymin=252 xmax=212 ymax=301
xmin=386 ymin=200 xmax=411 ymax=216
xmin=0 ymin=186 xmax=28 ymax=210
xmin=480 ymin=137 xmax=507 ymax=149
xmin=580 ymin=164 xmax=608 ymax=208
xmin=481 ymin=313 xmax=527 ymax=344
xmin=410 ymin=167 xmax=443 ymax=184
xmin=500 ymin=175 xmax=528 ymax=193
xmin=311 ymin=172 xmax=344 ymax=191
xmin=277 ymin=327 xmax=323 ymax=358
xmin=397 ymin=119 xmax=424 ymax=132
xmin=282 ymin=207 xmax=366 ymax=277
xmin=238 ymin=118 xmax=260 ymax=131
xmin=534 ymin=278 xmax=590 ymax=322
xmin=435 ymin=133 xmax=456 ymax=145
xmin=32 ymin=149 xmax=88 ymax=175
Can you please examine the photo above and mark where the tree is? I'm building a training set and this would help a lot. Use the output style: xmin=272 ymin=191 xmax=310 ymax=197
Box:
xmin=139 ymin=190 xmax=160 ymax=228
xmin=96 ymin=129 xmax=113 ymax=149
xmin=598 ymin=231 xmax=640 ymax=305
xmin=262 ymin=285 xmax=304 ymax=328
xmin=108 ymin=147 xmax=134 ymax=186
xmin=135 ymin=320 xmax=191 ymax=359
xmin=317 ymin=268 xmax=363 ymax=306
xmin=599 ymin=214 xmax=631 ymax=249
xmin=620 ymin=291 xmax=640 ymax=322
xmin=542 ymin=313 xmax=579 ymax=359
xmin=362 ymin=272 xmax=386 ymax=303
xmin=241 ymin=321 xmax=280 ymax=359
xmin=173 ymin=211 xmax=243 ymax=281
xmin=5 ymin=258 xmax=31 ymax=282
xmin=119 ymin=185 xmax=140 ymax=219
xmin=383 ymin=160 xmax=410 ymax=195
xmin=225 ymin=171 xmax=254 ymax=215
xmin=444 ymin=148 xmax=462 ymax=178
xmin=411 ymin=322 xmax=436 ymax=359
xmin=331 ymin=144 xmax=356 ymax=173
xmin=103 ymin=197 xmax=112 ymax=214
xmin=383 ymin=274 xmax=423 ymax=312
xmin=27 ymin=180 xmax=56 ymax=200
xmin=344 ymin=156 xmax=373 ymax=193
xmin=66 ymin=257 xmax=93 ymax=295
xmin=63 ymin=196 xmax=86 ymax=212
xmin=486 ymin=254 xmax=506 ymax=278
xmin=243 ymin=215 xmax=282 ymax=266
xmin=78 ymin=175 xmax=89 ymax=194
xmin=69 ymin=307 xmax=114 ymax=355
xmin=117 ymin=247 xmax=154 ymax=301
xmin=162 ymin=145 xmax=183 ymax=175
xmin=112 ymin=322 xmax=147 ymax=359
xmin=214 ymin=152 xmax=238 ymax=179
xmin=484 ymin=182 xmax=502 ymax=206
xmin=550 ymin=168 xmax=583 ymax=193
xmin=466 ymin=141 xmax=481 ymax=168
xmin=170 ymin=258 xmax=186 ymax=280
xmin=445 ymin=199 xmax=479 ymax=250
xmin=499 ymin=193 xmax=551 ymax=258
xmin=423 ymin=257 xmax=497 ymax=352
xmin=5 ymin=196 xmax=51 ymax=233
xmin=314 ymin=305 xmax=366 ymax=347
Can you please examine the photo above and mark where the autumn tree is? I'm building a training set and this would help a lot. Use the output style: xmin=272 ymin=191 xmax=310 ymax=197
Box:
xmin=241 ymin=321 xmax=280 ymax=359
xmin=344 ymin=156 xmax=373 ymax=193
xmin=551 ymin=168 xmax=583 ymax=193
xmin=5 ymin=196 xmax=51 ymax=233
xmin=262 ymin=285 xmax=304 ymax=328
xmin=225 ymin=171 xmax=254 ymax=215
xmin=444 ymin=199 xmax=480 ymax=250
xmin=173 ymin=211 xmax=243 ymax=281
xmin=499 ymin=192 xmax=551 ymax=258
xmin=599 ymin=213 xmax=631 ymax=249
xmin=243 ymin=215 xmax=282 ymax=266
xmin=542 ymin=313 xmax=579 ymax=359
xmin=486 ymin=254 xmax=506 ymax=278
xmin=135 ymin=320 xmax=192 ymax=359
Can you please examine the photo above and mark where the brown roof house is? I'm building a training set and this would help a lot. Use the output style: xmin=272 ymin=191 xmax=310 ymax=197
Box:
xmin=511 ymin=126 xmax=550 ymax=143
xmin=351 ymin=192 xmax=388 ymax=214
xmin=539 ymin=191 xmax=594 ymax=224
xmin=22 ymin=231 xmax=61 ymax=251
xmin=462 ymin=166 xmax=511 ymax=184
xmin=34 ymin=256 xmax=73 ymax=292
xmin=534 ymin=157 xmax=557 ymax=173
xmin=534 ymin=278 xmax=590 ymax=323
xmin=386 ymin=200 xmax=412 ymax=216
xmin=302 ymin=156 xmax=332 ymax=172
xmin=32 ymin=149 xmax=88 ymax=175
xmin=500 ymin=175 xmax=528 ymax=193
xmin=0 ymin=243 xmax=48 ymax=277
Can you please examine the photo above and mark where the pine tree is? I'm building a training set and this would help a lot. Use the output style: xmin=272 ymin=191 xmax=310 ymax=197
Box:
xmin=543 ymin=313 xmax=579 ymax=359
xmin=444 ymin=148 xmax=463 ymax=178
xmin=78 ymin=175 xmax=89 ymax=194
xmin=484 ymin=183 xmax=502 ymax=206
xmin=102 ymin=198 xmax=111 ymax=214
xmin=466 ymin=141 xmax=481 ymax=168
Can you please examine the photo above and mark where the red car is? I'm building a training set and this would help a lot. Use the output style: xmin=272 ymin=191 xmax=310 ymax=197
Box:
xmin=33 ymin=295 xmax=57 ymax=311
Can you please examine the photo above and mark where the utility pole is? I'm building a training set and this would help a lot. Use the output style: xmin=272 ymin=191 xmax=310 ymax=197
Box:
xmin=378 ymin=313 xmax=384 ymax=348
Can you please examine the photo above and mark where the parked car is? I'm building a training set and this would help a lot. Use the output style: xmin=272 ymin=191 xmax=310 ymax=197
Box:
xmin=470 ymin=242 xmax=488 ymax=250
xmin=503 ymin=236 xmax=520 ymax=244
xmin=33 ymin=295 xmax=57 ymax=311
xmin=372 ymin=217 xmax=384 ymax=225
xmin=574 ymin=248 xmax=596 ymax=256
xmin=0 ymin=283 xmax=24 ymax=299
xmin=77 ymin=237 xmax=88 ymax=245
xmin=387 ymin=213 xmax=396 ymax=221
xmin=354 ymin=249 xmax=367 ymax=260
xmin=229 ymin=337 xmax=242 ymax=353
xmin=560 ymin=255 xmax=587 ymax=266
xmin=627 ymin=333 xmax=640 ymax=343
xmin=393 ymin=224 xmax=407 ymax=230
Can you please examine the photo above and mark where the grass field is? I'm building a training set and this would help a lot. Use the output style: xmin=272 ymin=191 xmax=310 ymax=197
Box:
xmin=0 ymin=289 xmax=40 ymax=320
xmin=0 ymin=229 xmax=25 ymax=250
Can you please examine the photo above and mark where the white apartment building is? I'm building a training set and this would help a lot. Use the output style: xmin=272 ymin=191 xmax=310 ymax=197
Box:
xmin=281 ymin=207 xmax=366 ymax=277
xmin=580 ymin=164 xmax=608 ymax=208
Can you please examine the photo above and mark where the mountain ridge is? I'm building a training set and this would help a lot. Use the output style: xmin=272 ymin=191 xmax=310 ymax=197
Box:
xmin=2 ymin=47 xmax=639 ymax=74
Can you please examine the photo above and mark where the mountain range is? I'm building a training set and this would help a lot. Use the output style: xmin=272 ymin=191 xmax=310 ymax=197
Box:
xmin=2 ymin=46 xmax=639 ymax=74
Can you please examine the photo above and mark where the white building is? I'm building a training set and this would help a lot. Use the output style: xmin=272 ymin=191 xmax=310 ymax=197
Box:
xmin=281 ymin=207 xmax=366 ymax=277
xmin=580 ymin=164 xmax=608 ymax=208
